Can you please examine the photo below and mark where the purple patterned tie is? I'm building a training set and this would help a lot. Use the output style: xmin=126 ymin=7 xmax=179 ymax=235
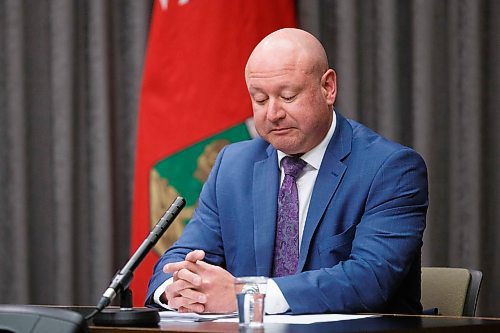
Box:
xmin=272 ymin=156 xmax=307 ymax=277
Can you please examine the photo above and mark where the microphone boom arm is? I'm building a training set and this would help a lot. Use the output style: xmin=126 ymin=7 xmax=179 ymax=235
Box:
xmin=94 ymin=196 xmax=186 ymax=313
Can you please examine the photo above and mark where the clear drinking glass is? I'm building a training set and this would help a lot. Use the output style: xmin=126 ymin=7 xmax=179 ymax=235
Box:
xmin=234 ymin=276 xmax=268 ymax=327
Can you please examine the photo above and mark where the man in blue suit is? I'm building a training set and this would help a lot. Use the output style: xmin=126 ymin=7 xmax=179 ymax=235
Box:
xmin=146 ymin=28 xmax=428 ymax=315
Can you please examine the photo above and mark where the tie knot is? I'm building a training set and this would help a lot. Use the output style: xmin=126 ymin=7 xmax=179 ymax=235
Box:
xmin=281 ymin=156 xmax=307 ymax=178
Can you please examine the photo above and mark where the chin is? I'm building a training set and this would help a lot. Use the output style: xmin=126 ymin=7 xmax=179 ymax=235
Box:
xmin=266 ymin=136 xmax=304 ymax=155
xmin=274 ymin=145 xmax=301 ymax=155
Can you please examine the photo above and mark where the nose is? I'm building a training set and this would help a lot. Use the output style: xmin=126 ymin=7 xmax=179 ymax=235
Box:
xmin=266 ymin=99 xmax=285 ymax=122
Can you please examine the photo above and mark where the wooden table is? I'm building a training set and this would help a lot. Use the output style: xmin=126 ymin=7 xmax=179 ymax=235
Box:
xmin=38 ymin=306 xmax=500 ymax=333
xmin=87 ymin=312 xmax=500 ymax=333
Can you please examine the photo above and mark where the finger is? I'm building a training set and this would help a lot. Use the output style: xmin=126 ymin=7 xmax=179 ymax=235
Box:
xmin=186 ymin=303 xmax=205 ymax=313
xmin=165 ymin=278 xmax=197 ymax=298
xmin=179 ymin=288 xmax=207 ymax=304
xmin=163 ymin=260 xmax=198 ymax=274
xmin=162 ymin=261 xmax=191 ymax=274
xmin=170 ymin=295 xmax=205 ymax=312
xmin=195 ymin=259 xmax=214 ymax=269
xmin=195 ymin=259 xmax=227 ymax=274
xmin=176 ymin=268 xmax=202 ymax=286
xmin=168 ymin=296 xmax=189 ymax=310
xmin=185 ymin=249 xmax=205 ymax=262
xmin=179 ymin=303 xmax=205 ymax=313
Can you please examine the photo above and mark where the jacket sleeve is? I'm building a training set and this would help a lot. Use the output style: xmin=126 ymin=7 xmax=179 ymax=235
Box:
xmin=145 ymin=147 xmax=229 ymax=305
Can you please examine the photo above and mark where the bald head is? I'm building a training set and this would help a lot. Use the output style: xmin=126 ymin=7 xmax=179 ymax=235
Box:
xmin=244 ymin=28 xmax=337 ymax=155
xmin=245 ymin=28 xmax=329 ymax=81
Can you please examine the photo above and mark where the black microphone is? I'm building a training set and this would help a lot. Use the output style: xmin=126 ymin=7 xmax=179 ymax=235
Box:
xmin=88 ymin=196 xmax=186 ymax=326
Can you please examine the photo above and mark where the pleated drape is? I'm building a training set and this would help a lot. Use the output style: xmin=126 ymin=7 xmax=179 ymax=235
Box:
xmin=0 ymin=0 xmax=151 ymax=305
xmin=299 ymin=0 xmax=500 ymax=316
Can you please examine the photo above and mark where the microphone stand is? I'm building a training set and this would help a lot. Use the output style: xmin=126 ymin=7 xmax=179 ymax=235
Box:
xmin=87 ymin=196 xmax=186 ymax=327
xmin=93 ymin=288 xmax=159 ymax=327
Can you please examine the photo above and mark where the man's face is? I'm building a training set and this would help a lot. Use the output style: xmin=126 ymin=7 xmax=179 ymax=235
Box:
xmin=246 ymin=57 xmax=335 ymax=155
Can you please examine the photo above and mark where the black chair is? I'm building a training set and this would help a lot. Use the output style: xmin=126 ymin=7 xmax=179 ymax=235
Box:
xmin=421 ymin=267 xmax=483 ymax=316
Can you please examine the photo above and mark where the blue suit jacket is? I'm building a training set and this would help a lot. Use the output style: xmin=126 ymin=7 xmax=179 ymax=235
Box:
xmin=146 ymin=112 xmax=428 ymax=314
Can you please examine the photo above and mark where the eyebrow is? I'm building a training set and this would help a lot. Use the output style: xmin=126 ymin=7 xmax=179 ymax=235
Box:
xmin=248 ymin=82 xmax=302 ymax=91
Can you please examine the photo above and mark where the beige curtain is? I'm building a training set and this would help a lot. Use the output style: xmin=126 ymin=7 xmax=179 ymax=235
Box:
xmin=1 ymin=0 xmax=498 ymax=317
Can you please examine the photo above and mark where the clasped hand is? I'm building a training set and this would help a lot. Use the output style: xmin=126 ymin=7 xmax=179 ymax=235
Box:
xmin=162 ymin=250 xmax=236 ymax=313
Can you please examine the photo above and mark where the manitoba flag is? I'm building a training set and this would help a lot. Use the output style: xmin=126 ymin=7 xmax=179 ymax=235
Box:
xmin=130 ymin=0 xmax=296 ymax=305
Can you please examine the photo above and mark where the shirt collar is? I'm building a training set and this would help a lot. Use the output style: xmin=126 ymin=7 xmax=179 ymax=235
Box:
xmin=277 ymin=110 xmax=337 ymax=170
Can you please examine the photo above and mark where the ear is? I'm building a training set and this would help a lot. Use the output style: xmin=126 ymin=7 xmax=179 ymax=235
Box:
xmin=321 ymin=69 xmax=337 ymax=106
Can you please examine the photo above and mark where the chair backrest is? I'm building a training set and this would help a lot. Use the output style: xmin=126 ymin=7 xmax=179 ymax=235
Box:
xmin=421 ymin=267 xmax=483 ymax=316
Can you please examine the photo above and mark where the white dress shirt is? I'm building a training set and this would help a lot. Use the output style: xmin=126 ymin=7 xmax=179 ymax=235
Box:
xmin=154 ymin=112 xmax=337 ymax=314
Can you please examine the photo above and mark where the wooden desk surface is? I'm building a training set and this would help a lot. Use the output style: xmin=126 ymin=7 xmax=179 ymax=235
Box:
xmin=89 ymin=317 xmax=500 ymax=333
xmin=61 ymin=306 xmax=500 ymax=333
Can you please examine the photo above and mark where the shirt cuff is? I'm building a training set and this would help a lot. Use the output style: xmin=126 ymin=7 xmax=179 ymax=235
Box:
xmin=153 ymin=277 xmax=175 ymax=310
xmin=265 ymin=278 xmax=290 ymax=314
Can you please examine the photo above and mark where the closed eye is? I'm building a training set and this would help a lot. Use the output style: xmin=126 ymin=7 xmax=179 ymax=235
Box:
xmin=254 ymin=97 xmax=268 ymax=105
xmin=281 ymin=95 xmax=297 ymax=102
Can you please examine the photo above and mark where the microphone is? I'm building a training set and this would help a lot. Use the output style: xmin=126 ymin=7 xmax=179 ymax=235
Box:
xmin=88 ymin=196 xmax=186 ymax=326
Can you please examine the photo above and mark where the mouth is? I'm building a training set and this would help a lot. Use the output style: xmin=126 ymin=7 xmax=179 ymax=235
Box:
xmin=270 ymin=127 xmax=293 ymax=134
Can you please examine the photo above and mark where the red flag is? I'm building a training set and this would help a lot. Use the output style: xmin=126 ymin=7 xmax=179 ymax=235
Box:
xmin=131 ymin=0 xmax=296 ymax=305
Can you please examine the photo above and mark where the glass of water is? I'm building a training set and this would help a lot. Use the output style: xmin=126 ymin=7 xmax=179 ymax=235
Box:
xmin=234 ymin=276 xmax=268 ymax=327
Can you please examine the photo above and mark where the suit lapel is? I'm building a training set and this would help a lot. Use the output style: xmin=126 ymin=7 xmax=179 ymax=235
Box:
xmin=253 ymin=146 xmax=279 ymax=276
xmin=298 ymin=113 xmax=352 ymax=271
